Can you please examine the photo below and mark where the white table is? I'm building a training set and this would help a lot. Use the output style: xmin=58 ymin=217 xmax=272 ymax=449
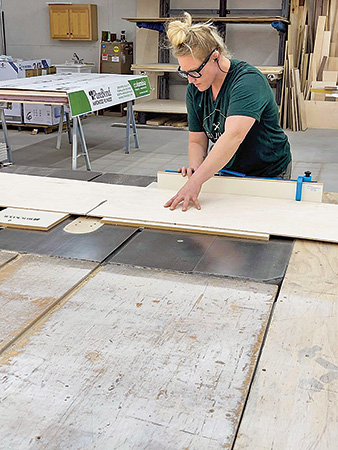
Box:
xmin=0 ymin=73 xmax=151 ymax=169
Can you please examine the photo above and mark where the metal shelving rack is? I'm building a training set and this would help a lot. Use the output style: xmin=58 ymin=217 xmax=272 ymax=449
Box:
xmin=124 ymin=0 xmax=290 ymax=119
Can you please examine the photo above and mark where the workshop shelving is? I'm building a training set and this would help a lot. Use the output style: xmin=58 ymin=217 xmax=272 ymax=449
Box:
xmin=124 ymin=1 xmax=290 ymax=121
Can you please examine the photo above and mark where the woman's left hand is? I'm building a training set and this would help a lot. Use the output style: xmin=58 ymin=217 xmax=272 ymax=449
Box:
xmin=164 ymin=178 xmax=202 ymax=211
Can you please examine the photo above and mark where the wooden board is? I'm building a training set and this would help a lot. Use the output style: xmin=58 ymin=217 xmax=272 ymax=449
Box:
xmin=136 ymin=0 xmax=160 ymax=100
xmin=132 ymin=99 xmax=187 ymax=114
xmin=89 ymin=189 xmax=338 ymax=244
xmin=322 ymin=70 xmax=338 ymax=82
xmin=0 ymin=250 xmax=17 ymax=269
xmin=234 ymin=240 xmax=338 ymax=449
xmin=157 ymin=172 xmax=324 ymax=203
xmin=1 ymin=173 xmax=338 ymax=243
xmin=0 ymin=265 xmax=277 ymax=449
xmin=0 ymin=208 xmax=69 ymax=231
xmin=124 ymin=16 xmax=290 ymax=24
xmin=327 ymin=56 xmax=338 ymax=70
xmin=0 ymin=173 xmax=106 ymax=215
xmin=101 ymin=216 xmax=270 ymax=241
xmin=0 ymin=254 xmax=97 ymax=353
xmin=131 ymin=63 xmax=284 ymax=78
xmin=304 ymin=100 xmax=338 ymax=128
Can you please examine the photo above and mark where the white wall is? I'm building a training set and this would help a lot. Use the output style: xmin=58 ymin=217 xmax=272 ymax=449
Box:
xmin=2 ymin=0 xmax=137 ymax=70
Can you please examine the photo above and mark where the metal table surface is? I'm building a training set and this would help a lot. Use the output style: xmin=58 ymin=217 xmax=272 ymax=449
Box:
xmin=108 ymin=229 xmax=294 ymax=284
xmin=0 ymin=217 xmax=138 ymax=263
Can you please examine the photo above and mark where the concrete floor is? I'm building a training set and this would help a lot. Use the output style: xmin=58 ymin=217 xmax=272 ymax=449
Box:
xmin=3 ymin=115 xmax=338 ymax=192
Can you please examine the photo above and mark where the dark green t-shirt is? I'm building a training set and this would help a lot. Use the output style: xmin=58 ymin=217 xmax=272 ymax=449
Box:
xmin=186 ymin=59 xmax=291 ymax=177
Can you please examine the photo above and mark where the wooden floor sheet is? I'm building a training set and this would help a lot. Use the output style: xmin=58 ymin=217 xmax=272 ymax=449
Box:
xmin=0 ymin=265 xmax=277 ymax=449
xmin=0 ymin=253 xmax=97 ymax=353
xmin=234 ymin=240 xmax=338 ymax=449
xmin=0 ymin=250 xmax=17 ymax=268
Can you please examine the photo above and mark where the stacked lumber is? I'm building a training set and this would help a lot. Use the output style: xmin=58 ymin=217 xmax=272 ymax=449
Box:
xmin=280 ymin=0 xmax=338 ymax=130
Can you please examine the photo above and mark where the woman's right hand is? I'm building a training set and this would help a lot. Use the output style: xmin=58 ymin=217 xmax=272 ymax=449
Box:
xmin=178 ymin=167 xmax=196 ymax=178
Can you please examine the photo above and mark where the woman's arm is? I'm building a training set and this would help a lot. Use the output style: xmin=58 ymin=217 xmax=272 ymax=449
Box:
xmin=164 ymin=115 xmax=255 ymax=211
xmin=178 ymin=131 xmax=208 ymax=178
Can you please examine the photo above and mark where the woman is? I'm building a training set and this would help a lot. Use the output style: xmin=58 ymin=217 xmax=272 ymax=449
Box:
xmin=164 ymin=13 xmax=292 ymax=212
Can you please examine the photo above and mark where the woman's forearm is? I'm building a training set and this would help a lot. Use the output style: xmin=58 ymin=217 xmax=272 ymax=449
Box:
xmin=188 ymin=142 xmax=207 ymax=169
xmin=191 ymin=132 xmax=242 ymax=185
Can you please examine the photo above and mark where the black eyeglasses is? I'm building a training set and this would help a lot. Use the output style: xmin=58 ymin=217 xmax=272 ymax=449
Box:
xmin=177 ymin=49 xmax=217 ymax=79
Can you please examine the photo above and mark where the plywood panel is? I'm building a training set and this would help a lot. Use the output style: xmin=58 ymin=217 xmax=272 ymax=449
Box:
xmin=0 ymin=207 xmax=69 ymax=230
xmin=304 ymin=100 xmax=338 ymax=128
xmin=157 ymin=172 xmax=323 ymax=203
xmin=1 ymin=173 xmax=338 ymax=244
xmin=0 ymin=173 xmax=105 ymax=215
xmin=0 ymin=250 xmax=17 ymax=268
xmin=234 ymin=240 xmax=338 ymax=450
xmin=0 ymin=265 xmax=277 ymax=449
xmin=132 ymin=99 xmax=187 ymax=114
xmin=91 ymin=189 xmax=338 ymax=244
xmin=0 ymin=254 xmax=96 ymax=352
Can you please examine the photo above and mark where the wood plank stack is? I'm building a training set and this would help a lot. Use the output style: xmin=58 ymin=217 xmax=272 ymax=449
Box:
xmin=280 ymin=0 xmax=338 ymax=130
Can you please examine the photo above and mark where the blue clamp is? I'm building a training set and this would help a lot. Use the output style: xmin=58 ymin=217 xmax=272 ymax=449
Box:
xmin=296 ymin=171 xmax=312 ymax=201
xmin=217 ymin=169 xmax=246 ymax=177
xmin=165 ymin=169 xmax=246 ymax=177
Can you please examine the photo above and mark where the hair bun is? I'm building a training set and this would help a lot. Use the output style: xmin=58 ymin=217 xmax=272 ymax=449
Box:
xmin=167 ymin=12 xmax=192 ymax=47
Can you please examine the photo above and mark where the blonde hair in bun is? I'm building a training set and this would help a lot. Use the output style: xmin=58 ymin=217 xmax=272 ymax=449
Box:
xmin=166 ymin=12 xmax=231 ymax=61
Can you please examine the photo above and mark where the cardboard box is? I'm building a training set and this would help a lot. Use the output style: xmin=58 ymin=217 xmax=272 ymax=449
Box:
xmin=4 ymin=102 xmax=23 ymax=124
xmin=23 ymin=103 xmax=65 ymax=126
xmin=0 ymin=59 xmax=51 ymax=81
xmin=100 ymin=42 xmax=133 ymax=74
xmin=25 ymin=66 xmax=56 ymax=77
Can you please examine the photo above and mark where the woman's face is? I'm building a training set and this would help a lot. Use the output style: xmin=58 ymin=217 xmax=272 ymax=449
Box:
xmin=177 ymin=52 xmax=217 ymax=91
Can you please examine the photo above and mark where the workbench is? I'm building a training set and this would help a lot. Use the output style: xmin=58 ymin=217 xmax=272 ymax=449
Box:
xmin=0 ymin=72 xmax=151 ymax=168
xmin=0 ymin=169 xmax=337 ymax=449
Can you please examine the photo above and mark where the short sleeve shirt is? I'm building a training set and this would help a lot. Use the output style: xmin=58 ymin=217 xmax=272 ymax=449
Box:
xmin=186 ymin=59 xmax=291 ymax=177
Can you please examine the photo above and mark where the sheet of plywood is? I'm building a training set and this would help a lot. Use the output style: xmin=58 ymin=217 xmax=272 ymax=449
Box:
xmin=0 ymin=265 xmax=277 ymax=449
xmin=157 ymin=172 xmax=323 ymax=203
xmin=90 ymin=188 xmax=338 ymax=244
xmin=1 ymin=173 xmax=338 ymax=243
xmin=304 ymin=100 xmax=338 ymax=128
xmin=309 ymin=16 xmax=326 ymax=82
xmin=234 ymin=240 xmax=338 ymax=450
xmin=136 ymin=0 xmax=160 ymax=100
xmin=0 ymin=254 xmax=97 ymax=353
xmin=101 ymin=216 xmax=270 ymax=241
xmin=0 ymin=208 xmax=69 ymax=231
xmin=327 ymin=56 xmax=338 ymax=70
xmin=0 ymin=250 xmax=17 ymax=268
xmin=132 ymin=99 xmax=187 ymax=114
xmin=0 ymin=172 xmax=106 ymax=215
xmin=322 ymin=70 xmax=338 ymax=82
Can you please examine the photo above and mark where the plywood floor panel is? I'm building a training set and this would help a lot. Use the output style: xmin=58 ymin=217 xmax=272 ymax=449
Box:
xmin=0 ymin=266 xmax=277 ymax=449
xmin=0 ymin=254 xmax=97 ymax=352
xmin=234 ymin=240 xmax=338 ymax=450
xmin=0 ymin=250 xmax=17 ymax=268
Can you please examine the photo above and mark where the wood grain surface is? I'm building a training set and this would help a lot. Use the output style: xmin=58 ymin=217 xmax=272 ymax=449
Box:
xmin=0 ymin=254 xmax=97 ymax=353
xmin=0 ymin=265 xmax=277 ymax=449
xmin=234 ymin=240 xmax=338 ymax=450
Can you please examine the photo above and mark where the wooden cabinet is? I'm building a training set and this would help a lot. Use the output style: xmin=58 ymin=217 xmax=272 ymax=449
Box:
xmin=49 ymin=4 xmax=98 ymax=41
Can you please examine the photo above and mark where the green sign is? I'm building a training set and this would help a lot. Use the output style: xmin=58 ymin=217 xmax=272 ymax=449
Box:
xmin=128 ymin=77 xmax=151 ymax=98
xmin=68 ymin=90 xmax=92 ymax=117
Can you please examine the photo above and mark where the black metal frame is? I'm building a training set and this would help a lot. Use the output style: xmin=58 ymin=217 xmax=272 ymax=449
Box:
xmin=157 ymin=0 xmax=290 ymax=104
